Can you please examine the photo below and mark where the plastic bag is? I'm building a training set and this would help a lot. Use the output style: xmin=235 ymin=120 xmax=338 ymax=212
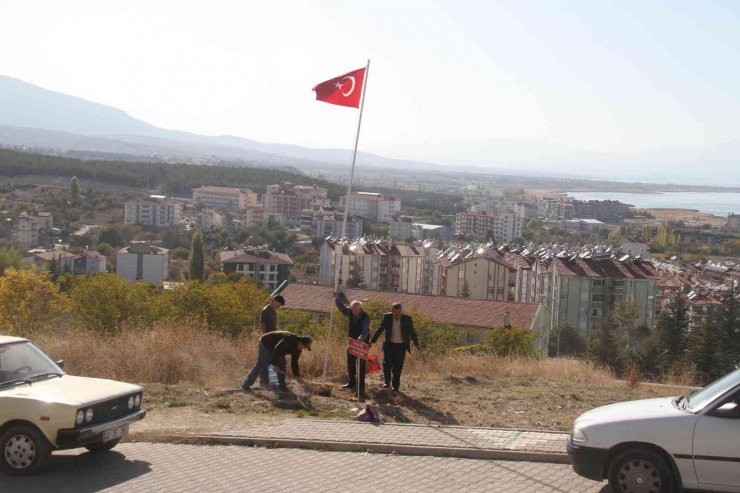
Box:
xmin=356 ymin=403 xmax=381 ymax=423
xmin=366 ymin=354 xmax=381 ymax=374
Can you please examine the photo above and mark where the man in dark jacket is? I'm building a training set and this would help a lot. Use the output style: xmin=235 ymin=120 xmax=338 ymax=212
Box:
xmin=241 ymin=331 xmax=312 ymax=393
xmin=333 ymin=292 xmax=370 ymax=399
xmin=259 ymin=294 xmax=285 ymax=388
xmin=370 ymin=302 xmax=420 ymax=391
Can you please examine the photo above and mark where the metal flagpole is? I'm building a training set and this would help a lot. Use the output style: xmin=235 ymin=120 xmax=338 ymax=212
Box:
xmin=322 ymin=59 xmax=371 ymax=382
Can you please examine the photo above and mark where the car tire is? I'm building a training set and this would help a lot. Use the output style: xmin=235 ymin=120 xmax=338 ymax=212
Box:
xmin=0 ymin=424 xmax=52 ymax=476
xmin=608 ymin=447 xmax=676 ymax=493
xmin=85 ymin=438 xmax=121 ymax=453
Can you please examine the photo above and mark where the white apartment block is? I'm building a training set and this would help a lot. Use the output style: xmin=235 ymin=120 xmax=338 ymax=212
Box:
xmin=388 ymin=217 xmax=414 ymax=241
xmin=455 ymin=211 xmax=521 ymax=242
xmin=124 ymin=196 xmax=183 ymax=228
xmin=195 ymin=210 xmax=224 ymax=233
xmin=339 ymin=192 xmax=401 ymax=223
xmin=192 ymin=186 xmax=258 ymax=211
xmin=12 ymin=212 xmax=53 ymax=246
xmin=432 ymin=248 xmax=517 ymax=301
xmin=116 ymin=242 xmax=169 ymax=284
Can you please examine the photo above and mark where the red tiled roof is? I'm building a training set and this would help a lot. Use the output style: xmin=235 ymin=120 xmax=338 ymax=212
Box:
xmin=553 ymin=258 xmax=657 ymax=280
xmin=281 ymin=284 xmax=540 ymax=330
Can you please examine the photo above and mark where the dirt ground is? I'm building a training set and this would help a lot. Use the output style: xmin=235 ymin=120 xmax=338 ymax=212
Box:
xmin=129 ymin=374 xmax=691 ymax=439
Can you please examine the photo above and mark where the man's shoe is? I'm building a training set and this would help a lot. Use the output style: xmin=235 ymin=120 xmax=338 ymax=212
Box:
xmin=278 ymin=385 xmax=289 ymax=393
xmin=392 ymin=387 xmax=400 ymax=392
xmin=381 ymin=384 xmax=391 ymax=389
xmin=341 ymin=383 xmax=355 ymax=389
xmin=241 ymin=385 xmax=253 ymax=393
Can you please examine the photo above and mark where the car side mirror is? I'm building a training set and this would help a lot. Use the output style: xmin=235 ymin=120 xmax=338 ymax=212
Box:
xmin=56 ymin=360 xmax=65 ymax=370
xmin=713 ymin=401 xmax=740 ymax=418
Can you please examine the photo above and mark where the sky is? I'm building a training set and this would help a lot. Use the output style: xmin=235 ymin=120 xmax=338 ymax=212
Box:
xmin=2 ymin=0 xmax=740 ymax=164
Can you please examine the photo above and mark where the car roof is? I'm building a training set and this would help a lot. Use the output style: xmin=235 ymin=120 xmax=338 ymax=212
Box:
xmin=0 ymin=335 xmax=29 ymax=345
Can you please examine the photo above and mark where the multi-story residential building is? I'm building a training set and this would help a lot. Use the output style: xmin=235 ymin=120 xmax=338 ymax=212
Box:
xmin=432 ymin=246 xmax=516 ymax=301
xmin=316 ymin=214 xmax=363 ymax=238
xmin=455 ymin=211 xmax=521 ymax=242
xmin=547 ymin=256 xmax=658 ymax=337
xmin=412 ymin=223 xmax=453 ymax=240
xmin=116 ymin=242 xmax=169 ymax=284
xmin=124 ymin=196 xmax=183 ymax=228
xmin=339 ymin=192 xmax=401 ymax=223
xmin=564 ymin=218 xmax=606 ymax=233
xmin=320 ymin=238 xmax=438 ymax=294
xmin=192 ymin=186 xmax=258 ymax=211
xmin=621 ymin=237 xmax=650 ymax=257
xmin=11 ymin=212 xmax=53 ymax=246
xmin=538 ymin=198 xmax=629 ymax=223
xmin=195 ymin=210 xmax=224 ymax=233
xmin=388 ymin=217 xmax=414 ymax=241
xmin=728 ymin=213 xmax=740 ymax=230
xmin=26 ymin=248 xmax=106 ymax=274
xmin=220 ymin=247 xmax=293 ymax=292
xmin=263 ymin=182 xmax=329 ymax=219
xmin=502 ymin=249 xmax=551 ymax=304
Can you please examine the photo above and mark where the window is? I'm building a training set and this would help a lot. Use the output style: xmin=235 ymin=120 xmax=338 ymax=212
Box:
xmin=592 ymin=308 xmax=602 ymax=317
xmin=593 ymin=279 xmax=605 ymax=287
xmin=592 ymin=294 xmax=604 ymax=302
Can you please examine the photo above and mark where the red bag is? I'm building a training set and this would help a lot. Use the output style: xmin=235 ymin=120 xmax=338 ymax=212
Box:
xmin=366 ymin=354 xmax=381 ymax=373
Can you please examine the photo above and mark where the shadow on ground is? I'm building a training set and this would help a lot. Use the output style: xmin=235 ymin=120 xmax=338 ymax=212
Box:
xmin=371 ymin=389 xmax=460 ymax=425
xmin=0 ymin=451 xmax=151 ymax=493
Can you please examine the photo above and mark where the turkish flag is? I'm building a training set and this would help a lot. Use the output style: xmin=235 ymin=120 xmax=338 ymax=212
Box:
xmin=313 ymin=67 xmax=366 ymax=108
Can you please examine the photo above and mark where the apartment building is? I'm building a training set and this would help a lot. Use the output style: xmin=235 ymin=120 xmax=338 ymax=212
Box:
xmin=220 ymin=247 xmax=293 ymax=292
xmin=194 ymin=210 xmax=224 ymax=233
xmin=124 ymin=196 xmax=183 ymax=228
xmin=728 ymin=213 xmax=740 ymax=230
xmin=388 ymin=217 xmax=414 ymax=241
xmin=27 ymin=249 xmax=106 ymax=274
xmin=11 ymin=211 xmax=53 ymax=246
xmin=116 ymin=242 xmax=169 ymax=284
xmin=320 ymin=238 xmax=438 ymax=294
xmin=263 ymin=182 xmax=329 ymax=219
xmin=538 ymin=198 xmax=629 ymax=223
xmin=339 ymin=192 xmax=401 ymax=223
xmin=432 ymin=246 xmax=517 ymax=301
xmin=192 ymin=186 xmax=258 ymax=211
xmin=547 ymin=256 xmax=657 ymax=337
xmin=455 ymin=210 xmax=521 ymax=242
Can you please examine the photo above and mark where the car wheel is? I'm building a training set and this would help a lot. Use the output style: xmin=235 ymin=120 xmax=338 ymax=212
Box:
xmin=608 ymin=448 xmax=676 ymax=493
xmin=0 ymin=424 xmax=52 ymax=475
xmin=85 ymin=438 xmax=121 ymax=453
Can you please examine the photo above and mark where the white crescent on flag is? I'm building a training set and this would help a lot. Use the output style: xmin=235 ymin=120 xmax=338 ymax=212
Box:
xmin=340 ymin=76 xmax=356 ymax=97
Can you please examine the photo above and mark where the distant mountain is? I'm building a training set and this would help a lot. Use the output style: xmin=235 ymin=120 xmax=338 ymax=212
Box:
xmin=1 ymin=74 xmax=739 ymax=187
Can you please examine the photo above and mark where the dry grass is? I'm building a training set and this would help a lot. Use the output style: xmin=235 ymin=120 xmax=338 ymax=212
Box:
xmin=32 ymin=324 xmax=694 ymax=433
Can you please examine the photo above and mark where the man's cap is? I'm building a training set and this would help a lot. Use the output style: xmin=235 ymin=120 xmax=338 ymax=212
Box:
xmin=273 ymin=294 xmax=286 ymax=306
xmin=299 ymin=336 xmax=313 ymax=351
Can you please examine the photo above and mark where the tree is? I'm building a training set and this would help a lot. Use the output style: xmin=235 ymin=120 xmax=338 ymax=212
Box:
xmin=588 ymin=319 xmax=623 ymax=373
xmin=687 ymin=321 xmax=719 ymax=383
xmin=0 ymin=268 xmax=61 ymax=335
xmin=460 ymin=280 xmax=470 ymax=298
xmin=654 ymin=290 xmax=689 ymax=373
xmin=69 ymin=176 xmax=80 ymax=200
xmin=189 ymin=229 xmax=205 ymax=281
xmin=0 ymin=246 xmax=22 ymax=275
xmin=715 ymin=282 xmax=740 ymax=375
xmin=548 ymin=323 xmax=587 ymax=357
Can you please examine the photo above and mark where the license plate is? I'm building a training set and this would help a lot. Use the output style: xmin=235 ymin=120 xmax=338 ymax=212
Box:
xmin=102 ymin=425 xmax=128 ymax=443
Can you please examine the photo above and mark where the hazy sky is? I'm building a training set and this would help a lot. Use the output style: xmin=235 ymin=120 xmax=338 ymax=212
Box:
xmin=2 ymin=0 xmax=740 ymax=161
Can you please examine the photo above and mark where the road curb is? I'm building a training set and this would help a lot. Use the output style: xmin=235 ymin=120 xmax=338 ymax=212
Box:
xmin=141 ymin=434 xmax=571 ymax=464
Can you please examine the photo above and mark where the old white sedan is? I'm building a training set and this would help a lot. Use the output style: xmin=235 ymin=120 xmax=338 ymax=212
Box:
xmin=0 ymin=336 xmax=145 ymax=475
xmin=568 ymin=368 xmax=740 ymax=493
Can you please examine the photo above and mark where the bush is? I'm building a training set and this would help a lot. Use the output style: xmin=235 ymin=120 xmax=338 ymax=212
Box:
xmin=548 ymin=323 xmax=587 ymax=357
xmin=485 ymin=327 xmax=536 ymax=357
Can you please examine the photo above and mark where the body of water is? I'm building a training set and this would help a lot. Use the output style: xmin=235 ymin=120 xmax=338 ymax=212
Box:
xmin=565 ymin=191 xmax=740 ymax=217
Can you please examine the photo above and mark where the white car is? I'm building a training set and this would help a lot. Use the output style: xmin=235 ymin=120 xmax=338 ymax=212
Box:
xmin=568 ymin=368 xmax=740 ymax=493
xmin=0 ymin=336 xmax=146 ymax=475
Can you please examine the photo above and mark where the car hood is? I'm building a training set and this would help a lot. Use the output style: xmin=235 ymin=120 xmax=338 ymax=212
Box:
xmin=575 ymin=397 xmax=686 ymax=427
xmin=1 ymin=375 xmax=142 ymax=407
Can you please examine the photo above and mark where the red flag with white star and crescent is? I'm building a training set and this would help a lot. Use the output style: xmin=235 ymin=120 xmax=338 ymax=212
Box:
xmin=312 ymin=68 xmax=366 ymax=108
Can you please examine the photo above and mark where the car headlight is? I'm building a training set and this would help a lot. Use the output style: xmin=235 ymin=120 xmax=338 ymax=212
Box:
xmin=85 ymin=408 xmax=94 ymax=423
xmin=76 ymin=410 xmax=85 ymax=425
xmin=135 ymin=394 xmax=141 ymax=407
xmin=572 ymin=428 xmax=588 ymax=443
xmin=128 ymin=396 xmax=135 ymax=410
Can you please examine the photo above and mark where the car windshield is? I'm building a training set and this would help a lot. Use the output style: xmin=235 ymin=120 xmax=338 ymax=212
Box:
xmin=0 ymin=342 xmax=62 ymax=387
xmin=685 ymin=368 xmax=740 ymax=412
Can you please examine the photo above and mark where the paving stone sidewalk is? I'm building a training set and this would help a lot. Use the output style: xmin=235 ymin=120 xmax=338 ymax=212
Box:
xmin=171 ymin=419 xmax=570 ymax=462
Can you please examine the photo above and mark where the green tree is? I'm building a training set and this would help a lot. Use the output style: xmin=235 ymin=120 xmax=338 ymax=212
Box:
xmin=716 ymin=283 xmax=740 ymax=375
xmin=687 ymin=321 xmax=719 ymax=383
xmin=654 ymin=291 xmax=689 ymax=373
xmin=588 ymin=319 xmax=623 ymax=373
xmin=548 ymin=323 xmax=587 ymax=357
xmin=69 ymin=176 xmax=80 ymax=200
xmin=189 ymin=229 xmax=205 ymax=281
xmin=0 ymin=246 xmax=22 ymax=275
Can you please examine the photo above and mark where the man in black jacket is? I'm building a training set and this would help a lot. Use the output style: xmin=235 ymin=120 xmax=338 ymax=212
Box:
xmin=370 ymin=302 xmax=420 ymax=391
xmin=241 ymin=331 xmax=312 ymax=393
xmin=334 ymin=292 xmax=370 ymax=399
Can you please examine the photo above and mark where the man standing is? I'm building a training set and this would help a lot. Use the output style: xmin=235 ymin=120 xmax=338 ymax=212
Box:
xmin=371 ymin=302 xmax=420 ymax=391
xmin=242 ymin=330 xmax=312 ymax=393
xmin=259 ymin=295 xmax=285 ymax=388
xmin=333 ymin=293 xmax=370 ymax=399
